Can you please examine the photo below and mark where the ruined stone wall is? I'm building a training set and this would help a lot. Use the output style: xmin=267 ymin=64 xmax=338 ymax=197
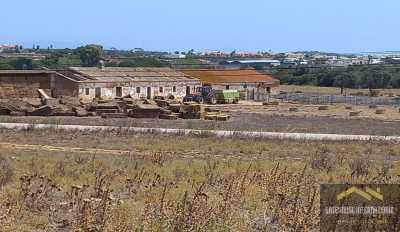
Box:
xmin=78 ymin=81 xmax=202 ymax=102
xmin=52 ymin=74 xmax=79 ymax=97
xmin=0 ymin=74 xmax=51 ymax=99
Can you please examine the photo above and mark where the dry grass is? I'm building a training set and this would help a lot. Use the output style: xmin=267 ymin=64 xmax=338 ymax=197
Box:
xmin=0 ymin=129 xmax=400 ymax=231
xmin=281 ymin=85 xmax=400 ymax=96
xmin=217 ymin=102 xmax=400 ymax=121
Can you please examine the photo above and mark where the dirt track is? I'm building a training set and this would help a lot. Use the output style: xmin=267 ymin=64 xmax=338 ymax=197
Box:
xmin=1 ymin=111 xmax=400 ymax=136
xmin=1 ymin=128 xmax=400 ymax=163
xmin=0 ymin=142 xmax=132 ymax=155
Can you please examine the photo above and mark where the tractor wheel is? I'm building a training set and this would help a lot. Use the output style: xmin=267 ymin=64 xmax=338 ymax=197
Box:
xmin=210 ymin=97 xmax=217 ymax=105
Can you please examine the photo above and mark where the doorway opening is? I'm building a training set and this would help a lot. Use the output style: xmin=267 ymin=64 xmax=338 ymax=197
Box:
xmin=147 ymin=87 xmax=152 ymax=99
xmin=116 ymin=87 xmax=122 ymax=97
xmin=95 ymin=88 xmax=101 ymax=98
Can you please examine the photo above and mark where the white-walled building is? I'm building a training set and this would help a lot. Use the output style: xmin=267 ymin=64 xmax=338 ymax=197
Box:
xmin=59 ymin=67 xmax=202 ymax=102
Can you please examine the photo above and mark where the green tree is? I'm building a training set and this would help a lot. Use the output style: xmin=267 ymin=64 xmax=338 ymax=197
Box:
xmin=317 ymin=70 xmax=337 ymax=87
xmin=10 ymin=58 xmax=35 ymax=70
xmin=334 ymin=73 xmax=354 ymax=94
xmin=40 ymin=53 xmax=63 ymax=69
xmin=116 ymin=57 xmax=168 ymax=67
xmin=0 ymin=61 xmax=14 ymax=70
xmin=76 ymin=44 xmax=103 ymax=67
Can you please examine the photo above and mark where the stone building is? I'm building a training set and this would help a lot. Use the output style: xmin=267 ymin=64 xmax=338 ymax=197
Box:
xmin=59 ymin=67 xmax=202 ymax=102
xmin=0 ymin=70 xmax=57 ymax=99
xmin=180 ymin=69 xmax=280 ymax=101
xmin=0 ymin=67 xmax=202 ymax=101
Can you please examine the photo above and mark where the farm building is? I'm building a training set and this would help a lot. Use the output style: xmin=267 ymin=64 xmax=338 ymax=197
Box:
xmin=180 ymin=69 xmax=280 ymax=101
xmin=59 ymin=67 xmax=202 ymax=102
xmin=0 ymin=67 xmax=202 ymax=101
xmin=0 ymin=70 xmax=58 ymax=99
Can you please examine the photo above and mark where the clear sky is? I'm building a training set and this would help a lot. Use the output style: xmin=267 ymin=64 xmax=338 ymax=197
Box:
xmin=1 ymin=0 xmax=398 ymax=53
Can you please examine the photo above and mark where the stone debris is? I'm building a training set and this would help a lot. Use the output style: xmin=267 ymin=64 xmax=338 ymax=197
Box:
xmin=22 ymin=98 xmax=42 ymax=107
xmin=28 ymin=105 xmax=53 ymax=116
xmin=72 ymin=107 xmax=89 ymax=117
xmin=0 ymin=99 xmax=34 ymax=115
xmin=128 ymin=104 xmax=161 ymax=118
xmin=262 ymin=101 xmax=279 ymax=106
xmin=0 ymin=95 xmax=231 ymax=121
xmin=59 ymin=96 xmax=81 ymax=106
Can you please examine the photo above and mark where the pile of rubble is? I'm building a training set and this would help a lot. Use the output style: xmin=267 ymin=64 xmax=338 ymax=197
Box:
xmin=0 ymin=96 xmax=90 ymax=117
xmin=0 ymin=95 xmax=231 ymax=121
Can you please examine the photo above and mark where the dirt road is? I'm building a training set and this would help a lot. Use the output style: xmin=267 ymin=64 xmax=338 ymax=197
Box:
xmin=0 ymin=142 xmax=132 ymax=155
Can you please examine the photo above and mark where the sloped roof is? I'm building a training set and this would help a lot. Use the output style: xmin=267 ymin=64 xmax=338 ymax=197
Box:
xmin=180 ymin=69 xmax=279 ymax=85
xmin=0 ymin=70 xmax=55 ymax=75
xmin=65 ymin=67 xmax=200 ymax=83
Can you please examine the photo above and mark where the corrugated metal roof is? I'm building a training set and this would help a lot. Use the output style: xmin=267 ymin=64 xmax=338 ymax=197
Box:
xmin=180 ymin=69 xmax=279 ymax=85
xmin=66 ymin=67 xmax=200 ymax=83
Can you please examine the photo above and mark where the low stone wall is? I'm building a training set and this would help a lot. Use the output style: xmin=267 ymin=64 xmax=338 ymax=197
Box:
xmin=1 ymin=123 xmax=399 ymax=142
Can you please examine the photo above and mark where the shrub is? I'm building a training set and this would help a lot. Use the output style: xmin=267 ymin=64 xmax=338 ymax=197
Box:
xmin=0 ymin=154 xmax=13 ymax=188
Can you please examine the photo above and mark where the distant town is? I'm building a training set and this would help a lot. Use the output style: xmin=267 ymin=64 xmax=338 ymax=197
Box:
xmin=2 ymin=43 xmax=400 ymax=69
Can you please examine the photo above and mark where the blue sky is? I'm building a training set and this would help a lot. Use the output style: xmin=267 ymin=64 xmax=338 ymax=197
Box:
xmin=1 ymin=0 xmax=398 ymax=52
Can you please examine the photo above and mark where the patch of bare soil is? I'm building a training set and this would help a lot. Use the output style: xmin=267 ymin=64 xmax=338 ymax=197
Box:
xmin=1 ymin=109 xmax=400 ymax=136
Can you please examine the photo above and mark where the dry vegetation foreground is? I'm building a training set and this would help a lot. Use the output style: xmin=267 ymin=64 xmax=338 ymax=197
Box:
xmin=0 ymin=129 xmax=400 ymax=231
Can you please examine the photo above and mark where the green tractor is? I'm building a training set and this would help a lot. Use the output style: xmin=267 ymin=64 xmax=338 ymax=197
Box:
xmin=183 ymin=86 xmax=240 ymax=104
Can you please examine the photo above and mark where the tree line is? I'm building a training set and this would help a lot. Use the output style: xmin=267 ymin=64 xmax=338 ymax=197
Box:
xmin=276 ymin=65 xmax=400 ymax=91
xmin=0 ymin=44 xmax=167 ymax=70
